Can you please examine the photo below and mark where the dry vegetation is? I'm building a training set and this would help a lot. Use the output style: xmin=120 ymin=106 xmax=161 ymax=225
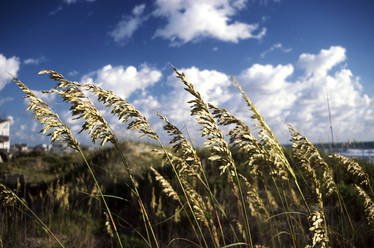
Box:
xmin=1 ymin=67 xmax=374 ymax=247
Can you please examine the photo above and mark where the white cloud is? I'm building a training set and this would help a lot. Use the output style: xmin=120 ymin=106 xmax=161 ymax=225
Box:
xmin=29 ymin=46 xmax=371 ymax=145
xmin=126 ymin=46 xmax=374 ymax=144
xmin=110 ymin=4 xmax=147 ymax=43
xmin=153 ymin=0 xmax=266 ymax=45
xmin=161 ymin=66 xmax=232 ymax=123
xmin=297 ymin=46 xmax=346 ymax=77
xmin=260 ymin=43 xmax=292 ymax=58
xmin=234 ymin=46 xmax=373 ymax=142
xmin=238 ymin=64 xmax=296 ymax=119
xmin=81 ymin=64 xmax=162 ymax=99
xmin=0 ymin=54 xmax=20 ymax=91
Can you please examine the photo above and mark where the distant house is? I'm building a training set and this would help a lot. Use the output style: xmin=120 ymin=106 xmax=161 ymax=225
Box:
xmin=0 ymin=119 xmax=10 ymax=153
xmin=10 ymin=144 xmax=29 ymax=154
xmin=50 ymin=143 xmax=73 ymax=154
xmin=33 ymin=144 xmax=51 ymax=152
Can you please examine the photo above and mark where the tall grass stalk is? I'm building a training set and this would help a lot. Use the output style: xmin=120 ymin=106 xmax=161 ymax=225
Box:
xmin=12 ymin=75 xmax=124 ymax=248
xmin=232 ymin=77 xmax=310 ymax=214
xmin=10 ymin=67 xmax=374 ymax=247
xmin=173 ymin=67 xmax=253 ymax=247
xmin=77 ymin=77 xmax=209 ymax=247
xmin=0 ymin=184 xmax=65 ymax=248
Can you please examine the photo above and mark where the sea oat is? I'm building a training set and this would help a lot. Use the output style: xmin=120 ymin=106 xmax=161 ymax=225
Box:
xmin=208 ymin=104 xmax=264 ymax=175
xmin=174 ymin=66 xmax=253 ymax=246
xmin=239 ymin=174 xmax=268 ymax=218
xmin=289 ymin=126 xmax=330 ymax=247
xmin=157 ymin=113 xmax=202 ymax=178
xmin=12 ymin=76 xmax=80 ymax=150
xmin=330 ymin=154 xmax=370 ymax=187
xmin=0 ymin=184 xmax=17 ymax=207
xmin=150 ymin=167 xmax=180 ymax=202
xmin=80 ymin=81 xmax=159 ymax=140
xmin=354 ymin=184 xmax=374 ymax=227
xmin=289 ymin=124 xmax=337 ymax=197
xmin=308 ymin=210 xmax=329 ymax=248
xmin=40 ymin=82 xmax=115 ymax=146
xmin=173 ymin=67 xmax=235 ymax=176
xmin=104 ymin=212 xmax=114 ymax=238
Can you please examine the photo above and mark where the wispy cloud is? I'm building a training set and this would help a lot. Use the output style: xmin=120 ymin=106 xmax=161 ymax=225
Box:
xmin=23 ymin=57 xmax=45 ymax=65
xmin=50 ymin=0 xmax=95 ymax=15
xmin=49 ymin=5 xmax=63 ymax=16
xmin=63 ymin=0 xmax=95 ymax=4
xmin=153 ymin=0 xmax=266 ymax=45
xmin=109 ymin=4 xmax=147 ymax=43
xmin=68 ymin=70 xmax=79 ymax=77
xmin=260 ymin=43 xmax=292 ymax=58
xmin=0 ymin=97 xmax=13 ymax=106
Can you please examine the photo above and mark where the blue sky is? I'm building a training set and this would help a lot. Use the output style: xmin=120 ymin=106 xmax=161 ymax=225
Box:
xmin=1 ymin=0 xmax=374 ymax=146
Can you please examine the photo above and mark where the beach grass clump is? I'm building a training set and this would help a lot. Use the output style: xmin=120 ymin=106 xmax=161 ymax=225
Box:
xmin=4 ymin=66 xmax=374 ymax=247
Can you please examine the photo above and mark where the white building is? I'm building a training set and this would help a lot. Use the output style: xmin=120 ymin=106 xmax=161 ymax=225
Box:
xmin=0 ymin=119 xmax=10 ymax=153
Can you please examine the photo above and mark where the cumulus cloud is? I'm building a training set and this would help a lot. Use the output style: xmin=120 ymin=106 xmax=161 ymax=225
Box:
xmin=58 ymin=46 xmax=373 ymax=144
xmin=160 ymin=66 xmax=232 ymax=123
xmin=238 ymin=63 xmax=296 ymax=119
xmin=130 ymin=46 xmax=373 ymax=143
xmin=260 ymin=43 xmax=292 ymax=58
xmin=81 ymin=64 xmax=162 ymax=99
xmin=110 ymin=4 xmax=147 ymax=43
xmin=297 ymin=46 xmax=346 ymax=77
xmin=0 ymin=54 xmax=20 ymax=91
xmin=235 ymin=46 xmax=373 ymax=142
xmin=153 ymin=0 xmax=266 ymax=45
